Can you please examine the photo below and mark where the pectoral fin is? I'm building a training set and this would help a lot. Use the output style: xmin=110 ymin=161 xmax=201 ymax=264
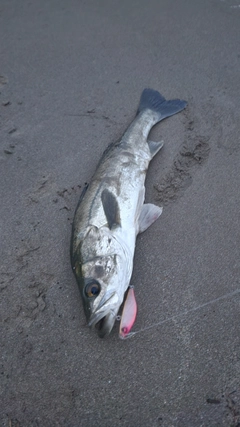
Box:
xmin=101 ymin=189 xmax=121 ymax=229
xmin=148 ymin=140 xmax=164 ymax=159
xmin=138 ymin=203 xmax=163 ymax=233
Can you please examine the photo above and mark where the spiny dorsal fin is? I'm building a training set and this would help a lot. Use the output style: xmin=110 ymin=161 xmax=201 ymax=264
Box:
xmin=101 ymin=189 xmax=121 ymax=229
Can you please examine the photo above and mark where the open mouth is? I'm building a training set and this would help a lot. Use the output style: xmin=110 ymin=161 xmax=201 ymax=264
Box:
xmin=88 ymin=290 xmax=119 ymax=337
xmin=95 ymin=316 xmax=105 ymax=332
xmin=89 ymin=310 xmax=116 ymax=338
xmin=96 ymin=312 xmax=116 ymax=338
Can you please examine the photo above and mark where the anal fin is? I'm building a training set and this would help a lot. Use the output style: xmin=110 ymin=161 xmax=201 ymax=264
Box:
xmin=148 ymin=140 xmax=164 ymax=159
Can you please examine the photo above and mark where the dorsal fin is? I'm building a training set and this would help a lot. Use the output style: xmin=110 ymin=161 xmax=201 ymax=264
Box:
xmin=101 ymin=189 xmax=121 ymax=229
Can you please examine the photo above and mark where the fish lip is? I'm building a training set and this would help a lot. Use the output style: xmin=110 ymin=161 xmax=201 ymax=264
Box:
xmin=88 ymin=291 xmax=119 ymax=337
xmin=93 ymin=310 xmax=117 ymax=338
xmin=88 ymin=309 xmax=109 ymax=328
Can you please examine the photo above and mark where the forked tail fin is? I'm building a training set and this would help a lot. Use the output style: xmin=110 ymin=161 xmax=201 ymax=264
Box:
xmin=137 ymin=88 xmax=187 ymax=120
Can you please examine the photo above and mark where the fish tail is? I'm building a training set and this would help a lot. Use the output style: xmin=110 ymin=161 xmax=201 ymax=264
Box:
xmin=137 ymin=88 xmax=187 ymax=121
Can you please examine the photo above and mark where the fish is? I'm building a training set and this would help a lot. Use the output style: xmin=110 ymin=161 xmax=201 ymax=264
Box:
xmin=71 ymin=88 xmax=187 ymax=338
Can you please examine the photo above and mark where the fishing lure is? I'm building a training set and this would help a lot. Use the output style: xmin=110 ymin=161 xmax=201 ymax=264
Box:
xmin=119 ymin=285 xmax=137 ymax=339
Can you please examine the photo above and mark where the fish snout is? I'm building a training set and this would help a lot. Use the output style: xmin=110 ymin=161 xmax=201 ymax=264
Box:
xmin=88 ymin=291 xmax=120 ymax=338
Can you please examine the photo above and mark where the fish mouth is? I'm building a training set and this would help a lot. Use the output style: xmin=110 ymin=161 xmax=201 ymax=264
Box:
xmin=88 ymin=291 xmax=119 ymax=338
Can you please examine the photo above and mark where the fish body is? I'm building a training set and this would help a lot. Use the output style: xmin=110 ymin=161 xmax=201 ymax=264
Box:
xmin=71 ymin=89 xmax=187 ymax=337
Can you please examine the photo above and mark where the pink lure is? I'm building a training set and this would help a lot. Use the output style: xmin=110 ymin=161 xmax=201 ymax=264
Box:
xmin=119 ymin=286 xmax=137 ymax=339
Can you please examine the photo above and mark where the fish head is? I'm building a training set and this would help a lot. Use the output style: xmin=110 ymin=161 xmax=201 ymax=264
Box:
xmin=78 ymin=253 xmax=129 ymax=338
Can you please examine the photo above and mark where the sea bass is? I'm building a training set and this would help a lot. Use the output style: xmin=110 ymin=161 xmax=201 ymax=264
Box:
xmin=71 ymin=89 xmax=187 ymax=338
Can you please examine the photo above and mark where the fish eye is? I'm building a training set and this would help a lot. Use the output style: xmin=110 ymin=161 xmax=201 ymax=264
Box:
xmin=85 ymin=280 xmax=101 ymax=298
